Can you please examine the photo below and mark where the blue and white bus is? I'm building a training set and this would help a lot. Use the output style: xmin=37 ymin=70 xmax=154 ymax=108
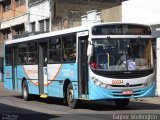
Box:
xmin=4 ymin=23 xmax=155 ymax=108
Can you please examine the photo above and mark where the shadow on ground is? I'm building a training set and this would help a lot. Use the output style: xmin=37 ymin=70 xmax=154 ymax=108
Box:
xmin=14 ymin=95 xmax=160 ymax=111
xmin=0 ymin=103 xmax=59 ymax=120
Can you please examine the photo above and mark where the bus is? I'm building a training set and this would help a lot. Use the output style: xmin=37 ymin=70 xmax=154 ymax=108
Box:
xmin=4 ymin=22 xmax=156 ymax=108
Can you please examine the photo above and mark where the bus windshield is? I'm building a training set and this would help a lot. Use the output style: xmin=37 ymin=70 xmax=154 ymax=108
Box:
xmin=90 ymin=38 xmax=154 ymax=71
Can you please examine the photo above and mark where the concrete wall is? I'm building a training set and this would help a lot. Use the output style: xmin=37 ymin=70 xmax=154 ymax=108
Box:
xmin=1 ymin=13 xmax=28 ymax=29
xmin=29 ymin=0 xmax=50 ymax=22
xmin=101 ymin=5 xmax=122 ymax=22
xmin=29 ymin=0 xmax=50 ymax=31
xmin=0 ymin=2 xmax=28 ymax=21
xmin=52 ymin=1 xmax=120 ymax=30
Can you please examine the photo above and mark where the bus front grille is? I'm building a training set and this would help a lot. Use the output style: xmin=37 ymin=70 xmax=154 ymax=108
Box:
xmin=110 ymin=84 xmax=143 ymax=87
xmin=112 ymin=90 xmax=142 ymax=97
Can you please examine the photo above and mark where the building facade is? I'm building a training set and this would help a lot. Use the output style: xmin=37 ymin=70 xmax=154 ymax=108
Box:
xmin=0 ymin=0 xmax=29 ymax=81
xmin=0 ymin=0 xmax=29 ymax=41
xmin=0 ymin=0 xmax=126 ymax=82
xmin=28 ymin=0 xmax=50 ymax=32
xmin=51 ymin=0 xmax=125 ymax=31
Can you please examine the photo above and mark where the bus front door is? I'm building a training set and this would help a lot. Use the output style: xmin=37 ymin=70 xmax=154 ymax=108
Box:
xmin=38 ymin=42 xmax=48 ymax=96
xmin=78 ymin=32 xmax=88 ymax=98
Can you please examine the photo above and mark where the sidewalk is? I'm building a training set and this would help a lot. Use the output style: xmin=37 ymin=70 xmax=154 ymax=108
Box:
xmin=0 ymin=82 xmax=20 ymax=97
xmin=132 ymin=97 xmax=160 ymax=104
xmin=0 ymin=81 xmax=5 ymax=91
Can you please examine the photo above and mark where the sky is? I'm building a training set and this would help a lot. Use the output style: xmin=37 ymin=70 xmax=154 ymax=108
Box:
xmin=122 ymin=0 xmax=160 ymax=25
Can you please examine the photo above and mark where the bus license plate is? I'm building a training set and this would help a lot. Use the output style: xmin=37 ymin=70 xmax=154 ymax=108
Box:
xmin=122 ymin=90 xmax=133 ymax=95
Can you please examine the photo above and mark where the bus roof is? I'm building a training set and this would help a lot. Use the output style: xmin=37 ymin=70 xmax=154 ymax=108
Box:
xmin=5 ymin=25 xmax=88 ymax=45
xmin=5 ymin=22 xmax=151 ymax=45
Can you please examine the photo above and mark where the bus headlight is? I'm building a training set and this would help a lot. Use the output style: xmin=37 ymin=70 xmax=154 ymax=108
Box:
xmin=144 ymin=83 xmax=150 ymax=87
xmin=143 ymin=74 xmax=155 ymax=87
xmin=91 ymin=76 xmax=110 ymax=89
xmin=144 ymin=81 xmax=153 ymax=87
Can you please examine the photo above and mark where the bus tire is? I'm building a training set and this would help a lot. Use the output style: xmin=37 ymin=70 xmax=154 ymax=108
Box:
xmin=115 ymin=98 xmax=130 ymax=108
xmin=22 ymin=81 xmax=31 ymax=101
xmin=67 ymin=83 xmax=78 ymax=109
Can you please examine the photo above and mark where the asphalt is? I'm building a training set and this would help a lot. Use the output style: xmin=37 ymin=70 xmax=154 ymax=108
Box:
xmin=0 ymin=81 xmax=160 ymax=105
xmin=0 ymin=81 xmax=160 ymax=120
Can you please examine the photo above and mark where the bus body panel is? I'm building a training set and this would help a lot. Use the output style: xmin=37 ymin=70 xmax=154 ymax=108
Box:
xmin=17 ymin=65 xmax=39 ymax=95
xmin=88 ymin=80 xmax=156 ymax=100
xmin=4 ymin=66 xmax=13 ymax=90
xmin=88 ymin=67 xmax=156 ymax=100
xmin=47 ymin=64 xmax=79 ymax=98
xmin=27 ymin=80 xmax=39 ymax=95
xmin=11 ymin=63 xmax=79 ymax=98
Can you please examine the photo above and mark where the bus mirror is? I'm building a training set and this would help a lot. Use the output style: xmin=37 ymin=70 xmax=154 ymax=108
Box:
xmin=87 ymin=44 xmax=93 ymax=57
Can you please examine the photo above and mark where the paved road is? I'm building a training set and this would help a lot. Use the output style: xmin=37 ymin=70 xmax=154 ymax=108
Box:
xmin=0 ymin=82 xmax=160 ymax=120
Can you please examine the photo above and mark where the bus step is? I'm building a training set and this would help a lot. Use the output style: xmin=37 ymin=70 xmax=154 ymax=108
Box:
xmin=40 ymin=94 xmax=48 ymax=98
xmin=79 ymin=98 xmax=89 ymax=100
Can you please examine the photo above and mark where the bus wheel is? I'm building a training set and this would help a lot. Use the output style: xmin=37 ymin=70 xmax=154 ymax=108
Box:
xmin=22 ymin=81 xmax=31 ymax=101
xmin=67 ymin=83 xmax=78 ymax=109
xmin=115 ymin=99 xmax=130 ymax=108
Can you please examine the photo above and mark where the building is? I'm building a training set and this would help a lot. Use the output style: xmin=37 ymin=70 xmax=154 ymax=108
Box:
xmin=0 ymin=0 xmax=29 ymax=41
xmin=0 ymin=0 xmax=29 ymax=81
xmin=28 ymin=0 xmax=51 ymax=32
xmin=51 ymin=0 xmax=126 ymax=30
xmin=0 ymin=0 xmax=126 ymax=82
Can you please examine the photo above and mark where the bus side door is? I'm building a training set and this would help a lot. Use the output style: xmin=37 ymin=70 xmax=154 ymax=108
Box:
xmin=12 ymin=46 xmax=18 ymax=90
xmin=77 ymin=31 xmax=89 ymax=98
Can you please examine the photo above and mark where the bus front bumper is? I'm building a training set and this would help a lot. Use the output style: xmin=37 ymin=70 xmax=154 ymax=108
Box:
xmin=88 ymin=81 xmax=156 ymax=100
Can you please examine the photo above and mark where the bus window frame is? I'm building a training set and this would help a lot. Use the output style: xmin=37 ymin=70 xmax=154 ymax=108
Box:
xmin=17 ymin=41 xmax=38 ymax=65
xmin=27 ymin=41 xmax=38 ymax=64
xmin=5 ymin=45 xmax=12 ymax=66
xmin=48 ymin=36 xmax=62 ymax=64
xmin=48 ymin=33 xmax=77 ymax=64
xmin=62 ymin=34 xmax=76 ymax=63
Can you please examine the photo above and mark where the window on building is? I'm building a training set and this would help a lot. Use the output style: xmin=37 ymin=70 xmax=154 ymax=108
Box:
xmin=2 ymin=29 xmax=11 ymax=40
xmin=39 ymin=20 xmax=45 ymax=31
xmin=13 ymin=24 xmax=25 ymax=36
xmin=31 ymin=22 xmax=36 ymax=32
xmin=3 ymin=0 xmax=11 ymax=12
xmin=39 ymin=19 xmax=50 ymax=32
xmin=15 ymin=0 xmax=26 ymax=7
xmin=46 ymin=19 xmax=50 ymax=31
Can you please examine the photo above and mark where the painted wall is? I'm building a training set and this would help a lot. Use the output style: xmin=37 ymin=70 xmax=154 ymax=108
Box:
xmin=29 ymin=0 xmax=50 ymax=22
xmin=101 ymin=5 xmax=122 ymax=22
xmin=29 ymin=0 xmax=50 ymax=31
xmin=0 ymin=3 xmax=28 ymax=21
xmin=1 ymin=14 xmax=28 ymax=29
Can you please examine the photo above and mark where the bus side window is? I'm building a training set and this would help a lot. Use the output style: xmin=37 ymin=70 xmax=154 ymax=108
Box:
xmin=19 ymin=43 xmax=27 ymax=64
xmin=48 ymin=37 xmax=62 ymax=63
xmin=28 ymin=42 xmax=37 ymax=64
xmin=62 ymin=34 xmax=76 ymax=62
